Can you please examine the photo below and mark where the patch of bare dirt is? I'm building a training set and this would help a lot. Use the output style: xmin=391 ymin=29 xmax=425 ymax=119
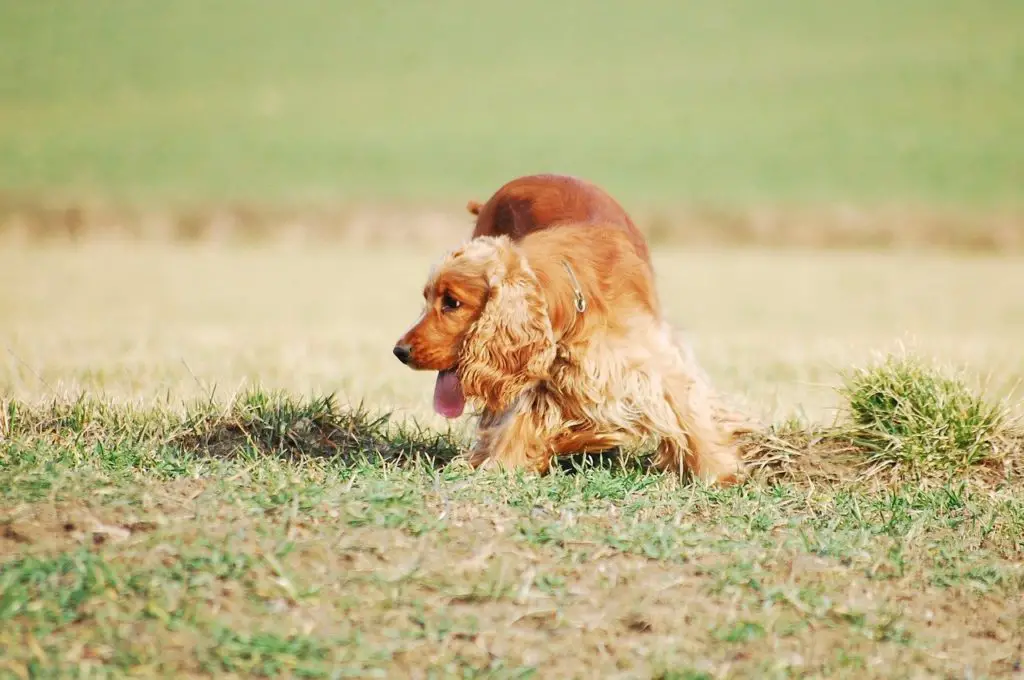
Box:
xmin=0 ymin=478 xmax=207 ymax=558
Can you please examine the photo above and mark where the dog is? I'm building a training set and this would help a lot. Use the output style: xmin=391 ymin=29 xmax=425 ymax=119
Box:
xmin=392 ymin=222 xmax=744 ymax=486
xmin=465 ymin=172 xmax=757 ymax=445
xmin=466 ymin=173 xmax=652 ymax=269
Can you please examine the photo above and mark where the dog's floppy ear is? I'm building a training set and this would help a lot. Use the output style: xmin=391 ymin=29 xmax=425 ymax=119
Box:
xmin=458 ymin=240 xmax=555 ymax=412
xmin=466 ymin=200 xmax=483 ymax=216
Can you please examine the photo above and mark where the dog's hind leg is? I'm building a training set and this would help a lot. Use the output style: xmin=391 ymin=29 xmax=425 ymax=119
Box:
xmin=652 ymin=368 xmax=745 ymax=486
xmin=670 ymin=327 xmax=762 ymax=440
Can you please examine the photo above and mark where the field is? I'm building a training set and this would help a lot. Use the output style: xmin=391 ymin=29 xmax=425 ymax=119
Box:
xmin=1 ymin=0 xmax=1022 ymax=210
xmin=2 ymin=2 xmax=1024 ymax=678
xmin=4 ymin=244 xmax=1024 ymax=421
xmin=3 ymin=245 xmax=1023 ymax=678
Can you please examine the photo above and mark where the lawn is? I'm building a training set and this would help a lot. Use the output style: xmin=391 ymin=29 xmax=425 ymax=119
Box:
xmin=0 ymin=0 xmax=1021 ymax=208
xmin=1 ymin=1 xmax=1023 ymax=676
xmin=1 ymin=244 xmax=1022 ymax=677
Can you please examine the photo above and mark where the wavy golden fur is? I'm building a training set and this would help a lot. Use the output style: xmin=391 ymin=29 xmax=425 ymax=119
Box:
xmin=394 ymin=222 xmax=746 ymax=486
xmin=463 ymin=173 xmax=757 ymax=445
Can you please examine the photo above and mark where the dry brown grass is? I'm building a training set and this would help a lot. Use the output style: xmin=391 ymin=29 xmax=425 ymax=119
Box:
xmin=2 ymin=195 xmax=1023 ymax=252
xmin=3 ymin=241 xmax=1024 ymax=425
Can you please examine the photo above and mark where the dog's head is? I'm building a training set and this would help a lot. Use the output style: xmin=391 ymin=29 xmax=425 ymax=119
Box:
xmin=393 ymin=236 xmax=555 ymax=418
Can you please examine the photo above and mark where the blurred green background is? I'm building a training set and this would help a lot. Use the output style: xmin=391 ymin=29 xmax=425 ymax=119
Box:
xmin=1 ymin=0 xmax=1021 ymax=208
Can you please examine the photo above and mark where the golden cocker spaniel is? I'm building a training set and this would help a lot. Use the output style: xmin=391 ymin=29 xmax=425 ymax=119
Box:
xmin=393 ymin=222 xmax=744 ymax=486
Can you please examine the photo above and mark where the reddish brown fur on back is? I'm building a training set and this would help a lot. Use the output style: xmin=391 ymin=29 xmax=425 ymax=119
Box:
xmin=468 ymin=174 xmax=651 ymax=266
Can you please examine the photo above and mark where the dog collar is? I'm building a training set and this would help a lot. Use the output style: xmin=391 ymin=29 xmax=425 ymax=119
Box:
xmin=561 ymin=260 xmax=587 ymax=314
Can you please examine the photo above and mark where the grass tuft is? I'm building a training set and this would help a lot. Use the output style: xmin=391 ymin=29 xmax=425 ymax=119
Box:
xmin=2 ymin=390 xmax=464 ymax=470
xmin=173 ymin=389 xmax=463 ymax=466
xmin=837 ymin=352 xmax=1015 ymax=476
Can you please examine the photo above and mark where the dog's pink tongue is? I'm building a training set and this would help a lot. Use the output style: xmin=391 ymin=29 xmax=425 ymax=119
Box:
xmin=433 ymin=370 xmax=465 ymax=419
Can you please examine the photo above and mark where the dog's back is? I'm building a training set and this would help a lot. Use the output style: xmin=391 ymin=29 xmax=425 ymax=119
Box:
xmin=468 ymin=174 xmax=651 ymax=266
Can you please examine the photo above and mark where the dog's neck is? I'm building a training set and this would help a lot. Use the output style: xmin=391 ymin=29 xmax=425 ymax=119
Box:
xmin=516 ymin=224 xmax=660 ymax=345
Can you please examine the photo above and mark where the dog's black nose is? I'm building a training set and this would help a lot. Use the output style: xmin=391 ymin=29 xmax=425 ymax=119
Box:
xmin=393 ymin=344 xmax=412 ymax=365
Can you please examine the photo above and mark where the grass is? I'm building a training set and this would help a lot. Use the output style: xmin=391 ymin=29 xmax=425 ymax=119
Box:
xmin=4 ymin=243 xmax=1024 ymax=423
xmin=0 ymin=0 xmax=1021 ymax=209
xmin=839 ymin=351 xmax=1014 ymax=474
xmin=3 ymin=1 xmax=1022 ymax=673
xmin=0 ymin=385 xmax=1021 ymax=678
xmin=1 ymin=242 xmax=1023 ymax=677
xmin=2 ymin=1 xmax=1021 ymax=249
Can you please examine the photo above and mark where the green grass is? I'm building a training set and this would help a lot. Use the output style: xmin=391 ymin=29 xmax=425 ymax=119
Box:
xmin=0 ymin=0 xmax=1021 ymax=207
xmin=1 ymin=378 xmax=1021 ymax=678
xmin=839 ymin=351 xmax=1014 ymax=474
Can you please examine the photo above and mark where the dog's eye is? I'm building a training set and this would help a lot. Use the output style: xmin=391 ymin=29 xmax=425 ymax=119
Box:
xmin=441 ymin=292 xmax=461 ymax=311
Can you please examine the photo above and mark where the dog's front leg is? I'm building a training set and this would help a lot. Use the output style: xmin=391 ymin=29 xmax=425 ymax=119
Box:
xmin=467 ymin=407 xmax=504 ymax=469
xmin=467 ymin=404 xmax=555 ymax=474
